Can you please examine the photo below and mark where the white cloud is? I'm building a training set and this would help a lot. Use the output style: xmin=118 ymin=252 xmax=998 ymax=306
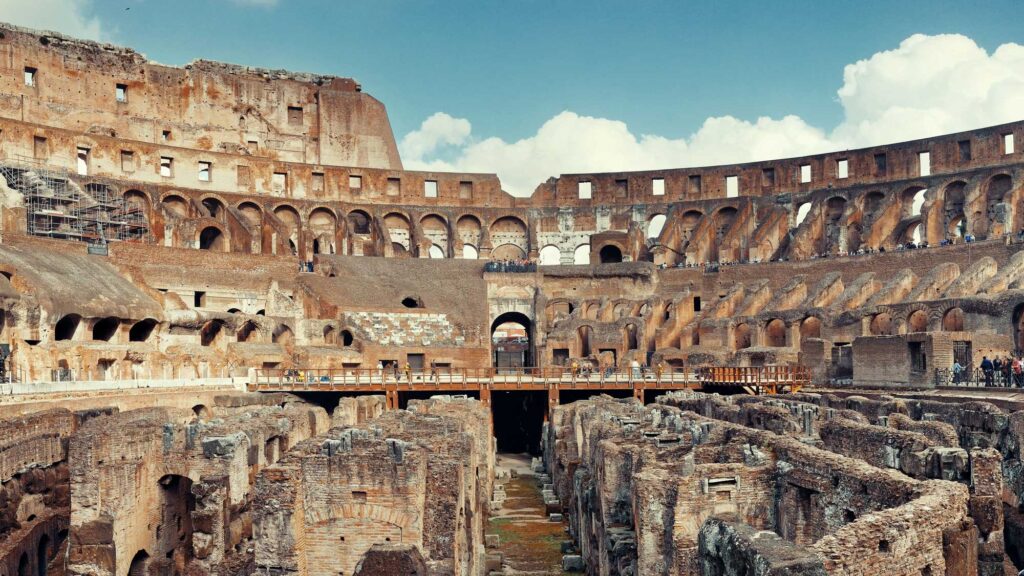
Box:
xmin=402 ymin=34 xmax=1024 ymax=196
xmin=0 ymin=0 xmax=105 ymax=41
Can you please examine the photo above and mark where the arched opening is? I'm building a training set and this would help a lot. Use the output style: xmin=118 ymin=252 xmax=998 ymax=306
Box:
xmin=800 ymin=316 xmax=822 ymax=340
xmin=902 ymin=186 xmax=928 ymax=218
xmin=322 ymin=325 xmax=337 ymax=345
xmin=765 ymin=319 xmax=787 ymax=347
xmin=734 ymin=323 xmax=752 ymax=349
xmin=401 ymin=297 xmax=423 ymax=309
xmin=237 ymin=321 xmax=258 ymax=343
xmin=491 ymin=243 xmax=526 ymax=260
xmin=36 ymin=534 xmax=48 ymax=576
xmin=599 ymin=245 xmax=623 ymax=264
xmin=200 ymin=320 xmax=224 ymax=347
xmin=647 ymin=214 xmax=667 ymax=239
xmin=490 ymin=216 xmax=528 ymax=256
xmin=201 ymin=197 xmax=224 ymax=220
xmin=92 ymin=317 xmax=119 ymax=341
xmin=384 ymin=213 xmax=412 ymax=253
xmin=129 ymin=318 xmax=157 ymax=342
xmin=238 ymin=201 xmax=262 ymax=227
xmin=198 ymin=227 xmax=225 ymax=251
xmin=539 ymin=245 xmax=561 ymax=265
xmin=942 ymin=307 xmax=964 ymax=332
xmin=462 ymin=244 xmax=479 ymax=259
xmin=309 ymin=208 xmax=337 ymax=254
xmin=427 ymin=244 xmax=445 ymax=259
xmin=17 ymin=552 xmax=29 ymax=576
xmin=794 ymin=203 xmax=812 ymax=228
xmin=903 ymin=220 xmax=923 ymax=245
xmin=862 ymin=191 xmax=886 ymax=218
xmin=492 ymin=312 xmax=531 ymax=369
xmin=578 ymin=325 xmax=592 ymax=357
xmin=574 ymin=244 xmax=591 ymax=265
xmin=127 ymin=550 xmax=149 ymax=576
xmin=162 ymin=195 xmax=188 ymax=218
xmin=870 ymin=313 xmax=894 ymax=336
xmin=192 ymin=404 xmax=211 ymax=420
xmin=347 ymin=210 xmax=372 ymax=234
xmin=624 ymin=324 xmax=638 ymax=351
xmin=272 ymin=324 xmax=294 ymax=347
xmin=55 ymin=314 xmax=81 ymax=341
xmin=341 ymin=329 xmax=354 ymax=347
xmin=456 ymin=215 xmax=483 ymax=253
xmin=312 ymin=238 xmax=321 ymax=255
xmin=908 ymin=310 xmax=929 ymax=333
xmin=420 ymin=214 xmax=450 ymax=255
xmin=985 ymin=174 xmax=1013 ymax=236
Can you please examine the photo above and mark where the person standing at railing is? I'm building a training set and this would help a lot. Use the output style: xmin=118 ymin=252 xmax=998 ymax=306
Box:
xmin=376 ymin=360 xmax=384 ymax=382
xmin=952 ymin=360 xmax=964 ymax=385
xmin=1014 ymin=357 xmax=1023 ymax=387
xmin=980 ymin=356 xmax=994 ymax=387
xmin=630 ymin=359 xmax=641 ymax=380
xmin=993 ymin=357 xmax=1004 ymax=386
xmin=403 ymin=362 xmax=411 ymax=383
xmin=655 ymin=361 xmax=664 ymax=382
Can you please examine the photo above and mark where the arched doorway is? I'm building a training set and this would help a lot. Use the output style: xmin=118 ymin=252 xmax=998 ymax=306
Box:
xmin=870 ymin=313 xmax=894 ymax=336
xmin=908 ymin=310 xmax=929 ymax=333
xmin=734 ymin=323 xmax=752 ymax=349
xmin=491 ymin=312 xmax=531 ymax=370
xmin=942 ymin=307 xmax=965 ymax=331
xmin=599 ymin=245 xmax=623 ymax=263
xmin=127 ymin=551 xmax=149 ymax=576
xmin=1014 ymin=304 xmax=1024 ymax=353
xmin=765 ymin=319 xmax=787 ymax=347
xmin=198 ymin=227 xmax=225 ymax=251
xmin=539 ymin=245 xmax=560 ymax=265
xmin=36 ymin=534 xmax=48 ymax=576
xmin=800 ymin=316 xmax=821 ymax=340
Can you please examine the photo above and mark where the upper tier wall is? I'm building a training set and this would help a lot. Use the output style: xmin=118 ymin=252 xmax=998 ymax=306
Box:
xmin=0 ymin=23 xmax=402 ymax=170
xmin=0 ymin=22 xmax=1022 ymax=209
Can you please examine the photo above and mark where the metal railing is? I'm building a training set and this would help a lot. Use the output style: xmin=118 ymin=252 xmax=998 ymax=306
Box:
xmin=250 ymin=364 xmax=812 ymax=393
xmin=935 ymin=367 xmax=1024 ymax=388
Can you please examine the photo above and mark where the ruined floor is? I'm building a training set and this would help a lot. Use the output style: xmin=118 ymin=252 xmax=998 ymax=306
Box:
xmin=490 ymin=454 xmax=571 ymax=575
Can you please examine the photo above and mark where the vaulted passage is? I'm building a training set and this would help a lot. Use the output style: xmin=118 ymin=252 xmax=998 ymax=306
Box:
xmin=491 ymin=391 xmax=547 ymax=454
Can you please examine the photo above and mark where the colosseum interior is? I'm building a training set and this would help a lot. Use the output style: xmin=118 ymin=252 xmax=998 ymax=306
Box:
xmin=0 ymin=21 xmax=1021 ymax=576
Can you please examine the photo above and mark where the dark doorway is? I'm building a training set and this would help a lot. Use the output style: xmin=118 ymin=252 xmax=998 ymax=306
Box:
xmin=492 ymin=391 xmax=547 ymax=454
xmin=599 ymin=245 xmax=623 ymax=263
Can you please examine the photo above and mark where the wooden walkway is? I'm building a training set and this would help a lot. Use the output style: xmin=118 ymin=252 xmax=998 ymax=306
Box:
xmin=249 ymin=366 xmax=810 ymax=411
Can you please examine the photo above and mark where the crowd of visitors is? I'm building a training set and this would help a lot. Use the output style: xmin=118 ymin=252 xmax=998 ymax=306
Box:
xmin=484 ymin=259 xmax=538 ymax=273
xmin=952 ymin=355 xmax=1024 ymax=387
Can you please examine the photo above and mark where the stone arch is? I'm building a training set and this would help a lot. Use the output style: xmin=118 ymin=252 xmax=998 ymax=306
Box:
xmin=942 ymin=181 xmax=967 ymax=239
xmin=574 ymin=244 xmax=591 ymax=265
xmin=91 ymin=317 xmax=119 ymax=341
xmin=192 ymin=404 xmax=212 ymax=420
xmin=1013 ymin=303 xmax=1024 ymax=352
xmin=490 ymin=216 xmax=528 ymax=253
xmin=54 ymin=314 xmax=81 ymax=341
xmin=428 ymin=244 xmax=445 ymax=258
xmin=907 ymin=309 xmax=929 ymax=333
xmin=129 ymin=318 xmax=157 ymax=342
xmin=901 ymin=185 xmax=928 ymax=219
xmin=794 ymin=203 xmax=812 ymax=228
xmin=491 ymin=243 xmax=526 ymax=260
xmin=201 ymin=196 xmax=225 ymax=221
xmin=384 ymin=212 xmax=413 ymax=254
xmin=35 ymin=534 xmax=48 ymax=576
xmin=680 ymin=210 xmax=703 ymax=243
xmin=862 ymin=191 xmax=886 ymax=218
xmin=984 ymin=173 xmax=1013 ymax=236
xmin=198 ymin=226 xmax=226 ymax=251
xmin=161 ymin=194 xmax=188 ymax=218
xmin=341 ymin=329 xmax=354 ymax=347
xmin=492 ymin=311 xmax=532 ymax=367
xmin=765 ymin=318 xmax=787 ymax=347
xmin=309 ymin=207 xmax=337 ymax=254
xmin=539 ymin=245 xmax=561 ymax=265
xmin=127 ymin=550 xmax=149 ymax=576
xmin=272 ymin=324 xmax=294 ymax=347
xmin=870 ymin=312 xmax=894 ymax=336
xmin=237 ymin=201 xmax=262 ymax=228
xmin=420 ymin=214 xmax=450 ymax=255
xmin=902 ymin=219 xmax=923 ymax=245
xmin=599 ymin=244 xmax=623 ymax=264
xmin=647 ymin=213 xmax=667 ymax=239
xmin=322 ymin=325 xmax=337 ymax=345
xmin=942 ymin=307 xmax=965 ymax=332
xmin=237 ymin=320 xmax=259 ymax=343
xmin=456 ymin=214 xmax=482 ymax=252
xmin=200 ymin=320 xmax=225 ymax=347
xmin=800 ymin=316 xmax=821 ymax=340
xmin=462 ymin=244 xmax=479 ymax=259
xmin=624 ymin=323 xmax=639 ymax=350
xmin=734 ymin=323 xmax=752 ymax=349
xmin=123 ymin=189 xmax=150 ymax=227
xmin=347 ymin=209 xmax=372 ymax=235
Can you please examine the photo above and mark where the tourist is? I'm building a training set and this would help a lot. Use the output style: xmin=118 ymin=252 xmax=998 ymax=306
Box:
xmin=980 ymin=356 xmax=994 ymax=387
xmin=570 ymin=359 xmax=579 ymax=378
xmin=630 ymin=359 xmax=641 ymax=380
xmin=429 ymin=361 xmax=438 ymax=382
xmin=403 ymin=362 xmax=412 ymax=382
xmin=376 ymin=360 xmax=384 ymax=381
xmin=952 ymin=360 xmax=964 ymax=384
xmin=994 ymin=357 xmax=1004 ymax=386
xmin=392 ymin=362 xmax=400 ymax=381
xmin=655 ymin=361 xmax=665 ymax=382
xmin=1014 ymin=357 xmax=1024 ymax=388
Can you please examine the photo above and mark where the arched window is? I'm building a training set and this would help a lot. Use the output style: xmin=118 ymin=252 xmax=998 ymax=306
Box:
xmin=539 ymin=245 xmax=561 ymax=265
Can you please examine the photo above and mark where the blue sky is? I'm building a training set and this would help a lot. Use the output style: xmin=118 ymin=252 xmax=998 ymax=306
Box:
xmin=4 ymin=0 xmax=1024 ymax=193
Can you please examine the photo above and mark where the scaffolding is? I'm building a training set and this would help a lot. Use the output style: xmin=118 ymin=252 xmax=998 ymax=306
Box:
xmin=0 ymin=161 xmax=149 ymax=245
